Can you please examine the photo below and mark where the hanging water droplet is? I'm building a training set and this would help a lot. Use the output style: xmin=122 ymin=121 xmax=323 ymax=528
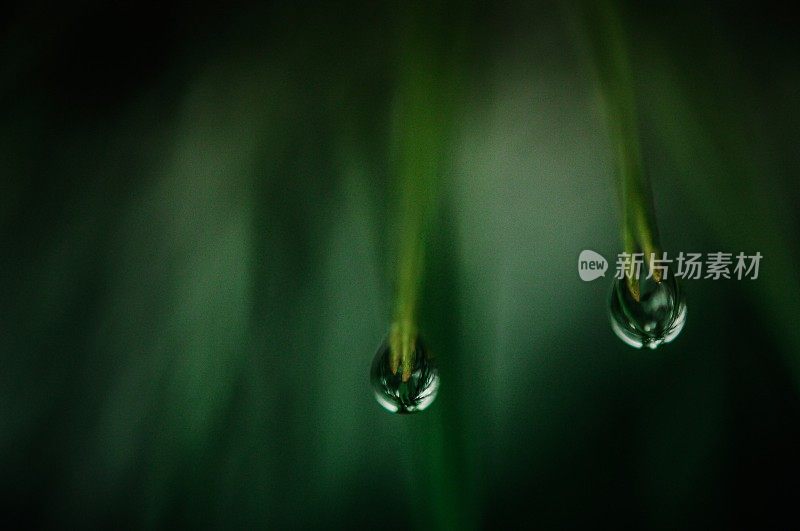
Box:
xmin=370 ymin=336 xmax=439 ymax=414
xmin=608 ymin=271 xmax=687 ymax=349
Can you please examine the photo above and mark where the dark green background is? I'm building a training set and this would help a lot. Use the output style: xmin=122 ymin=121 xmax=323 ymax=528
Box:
xmin=2 ymin=1 xmax=799 ymax=529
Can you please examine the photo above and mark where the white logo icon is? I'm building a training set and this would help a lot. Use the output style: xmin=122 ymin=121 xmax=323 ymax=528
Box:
xmin=579 ymin=250 xmax=608 ymax=281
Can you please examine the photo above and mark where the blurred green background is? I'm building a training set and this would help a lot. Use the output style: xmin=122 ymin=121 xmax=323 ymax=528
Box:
xmin=2 ymin=1 xmax=799 ymax=528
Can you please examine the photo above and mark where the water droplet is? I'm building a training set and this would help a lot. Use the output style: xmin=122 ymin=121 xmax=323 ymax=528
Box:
xmin=370 ymin=336 xmax=439 ymax=414
xmin=608 ymin=272 xmax=687 ymax=349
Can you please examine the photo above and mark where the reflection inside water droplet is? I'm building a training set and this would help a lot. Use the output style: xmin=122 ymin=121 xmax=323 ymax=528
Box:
xmin=371 ymin=336 xmax=439 ymax=414
xmin=608 ymin=271 xmax=687 ymax=349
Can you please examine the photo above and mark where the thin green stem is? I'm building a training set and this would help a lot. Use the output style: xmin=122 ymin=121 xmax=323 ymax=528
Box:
xmin=573 ymin=0 xmax=662 ymax=299
xmin=388 ymin=6 xmax=454 ymax=380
